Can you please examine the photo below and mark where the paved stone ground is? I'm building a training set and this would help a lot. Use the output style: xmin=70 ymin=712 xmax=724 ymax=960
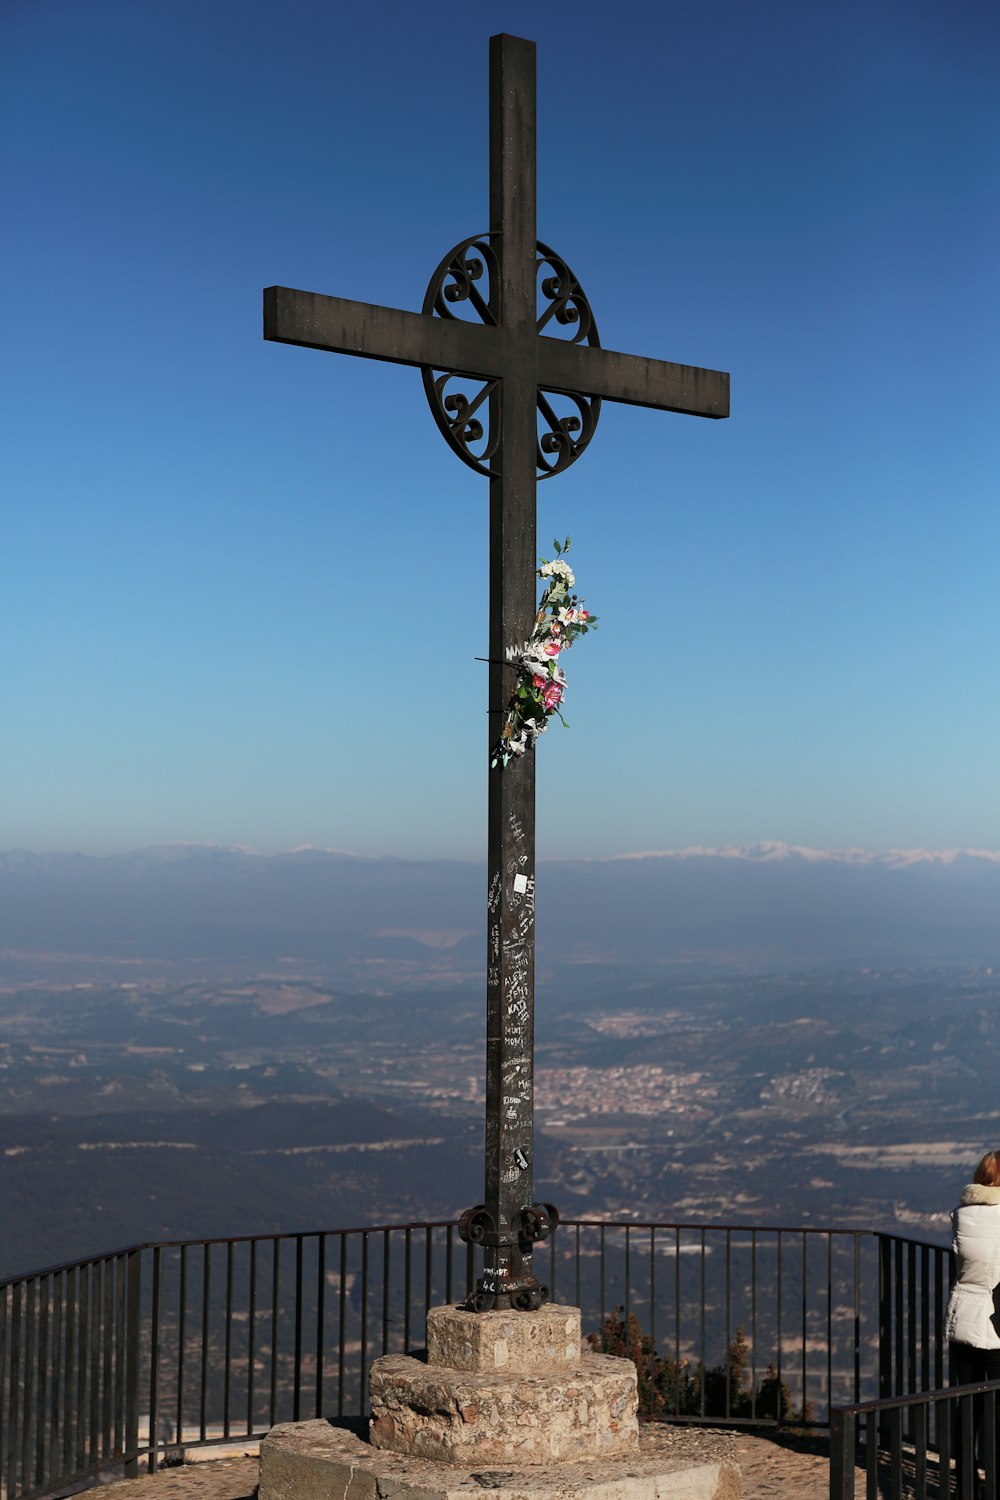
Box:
xmin=92 ymin=1430 xmax=867 ymax=1500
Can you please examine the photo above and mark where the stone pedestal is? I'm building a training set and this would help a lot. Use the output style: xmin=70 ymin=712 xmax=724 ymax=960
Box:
xmin=370 ymin=1303 xmax=636 ymax=1465
xmin=258 ymin=1303 xmax=741 ymax=1500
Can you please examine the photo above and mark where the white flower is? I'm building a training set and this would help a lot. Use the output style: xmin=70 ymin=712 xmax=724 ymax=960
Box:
xmin=539 ymin=559 xmax=575 ymax=586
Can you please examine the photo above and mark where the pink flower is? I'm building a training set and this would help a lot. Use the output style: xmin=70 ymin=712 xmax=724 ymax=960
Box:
xmin=544 ymin=641 xmax=561 ymax=657
xmin=532 ymin=673 xmax=546 ymax=690
xmin=543 ymin=683 xmax=563 ymax=710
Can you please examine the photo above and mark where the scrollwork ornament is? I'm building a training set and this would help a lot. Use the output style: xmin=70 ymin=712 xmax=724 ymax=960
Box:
xmin=458 ymin=1204 xmax=498 ymax=1246
xmin=421 ymin=234 xmax=602 ymax=479
xmin=422 ymin=235 xmax=500 ymax=477
xmin=512 ymin=1202 xmax=560 ymax=1246
xmin=535 ymin=241 xmax=601 ymax=478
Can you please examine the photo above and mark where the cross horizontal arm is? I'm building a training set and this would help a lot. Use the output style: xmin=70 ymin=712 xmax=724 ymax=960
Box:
xmin=538 ymin=338 xmax=729 ymax=419
xmin=263 ymin=287 xmax=505 ymax=380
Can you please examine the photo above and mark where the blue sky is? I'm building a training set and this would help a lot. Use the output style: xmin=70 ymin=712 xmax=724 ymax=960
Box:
xmin=3 ymin=0 xmax=997 ymax=860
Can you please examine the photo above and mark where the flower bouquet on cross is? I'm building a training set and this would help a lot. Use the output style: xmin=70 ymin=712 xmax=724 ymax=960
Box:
xmin=491 ymin=538 xmax=598 ymax=769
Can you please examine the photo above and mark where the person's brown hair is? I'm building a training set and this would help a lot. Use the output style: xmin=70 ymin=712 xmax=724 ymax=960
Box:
xmin=973 ymin=1151 xmax=1000 ymax=1186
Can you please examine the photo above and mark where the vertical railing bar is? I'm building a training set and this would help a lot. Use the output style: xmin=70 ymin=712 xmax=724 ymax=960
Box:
xmin=889 ymin=1405 xmax=903 ymax=1500
xmin=89 ymin=1262 xmax=100 ymax=1465
xmin=147 ymin=1247 xmax=161 ymax=1474
xmin=826 ymin=1234 xmax=833 ymax=1423
xmin=913 ymin=1398 xmax=927 ymax=1500
xmin=11 ymin=1281 xmax=24 ymax=1499
xmin=961 ymin=1392 xmax=975 ymax=1500
xmin=893 ymin=1237 xmax=903 ymax=1397
xmin=624 ymin=1226 xmax=631 ymax=1339
xmin=247 ymin=1239 xmax=257 ymax=1436
xmin=49 ymin=1271 xmax=63 ymax=1491
xmin=938 ymin=1391 xmax=951 ymax=1496
xmin=829 ymin=1406 xmax=855 ymax=1500
xmin=337 ymin=1235 xmax=347 ymax=1420
xmin=699 ymin=1227 xmax=706 ymax=1418
xmin=224 ymin=1240 xmax=234 ymax=1439
xmin=673 ymin=1227 xmax=681 ymax=1419
xmin=877 ymin=1235 xmax=891 ymax=1406
xmin=293 ymin=1237 xmax=303 ymax=1423
xmin=548 ymin=1223 xmax=555 ymax=1304
xmin=750 ymin=1228 xmax=757 ymax=1422
xmin=574 ymin=1224 xmax=580 ymax=1311
xmin=853 ymin=1235 xmax=862 ymax=1406
xmin=360 ymin=1233 xmax=370 ymax=1417
xmin=907 ymin=1240 xmax=917 ymax=1408
xmin=800 ymin=1233 xmax=807 ymax=1425
xmin=113 ymin=1254 xmax=125 ymax=1464
xmin=649 ymin=1227 xmax=656 ymax=1376
xmin=920 ymin=1243 xmax=930 ymax=1397
xmin=10 ymin=1278 xmax=24 ymax=1500
xmin=934 ymin=1248 xmax=944 ymax=1392
xmin=984 ymin=1388 xmax=996 ymax=1500
xmin=863 ymin=1409 xmax=877 ymax=1500
xmin=445 ymin=1224 xmax=454 ymax=1305
xmin=123 ymin=1242 xmax=140 ymax=1476
xmin=200 ymin=1243 xmax=210 ymax=1443
xmin=403 ymin=1228 xmax=412 ymax=1352
xmin=101 ymin=1258 xmax=113 ymax=1460
xmin=0 ymin=1282 xmax=7 ymax=1500
xmin=725 ymin=1230 xmax=732 ymax=1420
xmin=177 ymin=1245 xmax=188 ymax=1446
xmin=775 ymin=1231 xmax=783 ymax=1418
xmin=599 ymin=1225 xmax=606 ymax=1335
xmin=315 ymin=1235 xmax=326 ymax=1419
xmin=269 ymin=1239 xmax=280 ymax=1428
xmin=36 ymin=1274 xmax=50 ymax=1489
xmin=64 ymin=1266 xmax=77 ymax=1476
xmin=382 ymin=1230 xmax=391 ymax=1356
xmin=75 ymin=1267 xmax=87 ymax=1476
xmin=114 ymin=1255 xmax=125 ymax=1462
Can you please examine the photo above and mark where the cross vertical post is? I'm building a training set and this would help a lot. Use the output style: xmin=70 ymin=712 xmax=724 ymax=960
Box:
xmin=480 ymin=35 xmax=545 ymax=1309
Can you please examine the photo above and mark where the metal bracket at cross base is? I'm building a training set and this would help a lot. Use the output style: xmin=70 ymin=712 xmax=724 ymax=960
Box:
xmin=458 ymin=1202 xmax=560 ymax=1311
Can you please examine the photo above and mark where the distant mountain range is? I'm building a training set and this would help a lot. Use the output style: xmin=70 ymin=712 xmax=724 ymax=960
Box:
xmin=1 ymin=842 xmax=998 ymax=970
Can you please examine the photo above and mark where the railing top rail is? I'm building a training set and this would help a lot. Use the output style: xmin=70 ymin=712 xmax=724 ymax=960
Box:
xmin=872 ymin=1228 xmax=953 ymax=1251
xmin=0 ymin=1217 xmax=462 ymax=1288
xmin=0 ymin=1215 xmax=946 ymax=1291
xmin=560 ymin=1218 xmax=895 ymax=1239
xmin=834 ymin=1377 xmax=1000 ymax=1419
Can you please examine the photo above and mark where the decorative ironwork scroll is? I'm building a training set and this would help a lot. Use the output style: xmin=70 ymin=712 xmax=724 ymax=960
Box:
xmin=421 ymin=236 xmax=601 ymax=479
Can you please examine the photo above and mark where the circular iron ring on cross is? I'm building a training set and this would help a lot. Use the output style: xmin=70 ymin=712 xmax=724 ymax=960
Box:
xmin=421 ymin=233 xmax=601 ymax=479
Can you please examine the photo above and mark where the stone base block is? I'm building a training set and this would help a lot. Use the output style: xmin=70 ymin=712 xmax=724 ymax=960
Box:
xmin=369 ymin=1351 xmax=637 ymax=1464
xmin=426 ymin=1304 xmax=582 ymax=1375
xmin=260 ymin=1418 xmax=740 ymax=1500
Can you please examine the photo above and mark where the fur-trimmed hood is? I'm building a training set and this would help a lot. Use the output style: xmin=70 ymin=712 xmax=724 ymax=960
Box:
xmin=960 ymin=1184 xmax=1000 ymax=1207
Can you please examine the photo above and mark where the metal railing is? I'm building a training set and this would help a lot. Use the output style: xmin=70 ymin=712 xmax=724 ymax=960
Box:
xmin=831 ymin=1376 xmax=1000 ymax=1500
xmin=0 ymin=1219 xmax=950 ymax=1500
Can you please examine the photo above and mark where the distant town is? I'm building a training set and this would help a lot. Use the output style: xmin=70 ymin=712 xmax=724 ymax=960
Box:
xmin=2 ymin=949 xmax=996 ymax=1279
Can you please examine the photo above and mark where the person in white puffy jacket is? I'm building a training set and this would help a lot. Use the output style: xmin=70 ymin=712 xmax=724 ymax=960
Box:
xmin=944 ymin=1149 xmax=1000 ymax=1489
xmin=945 ymin=1150 xmax=1000 ymax=1378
